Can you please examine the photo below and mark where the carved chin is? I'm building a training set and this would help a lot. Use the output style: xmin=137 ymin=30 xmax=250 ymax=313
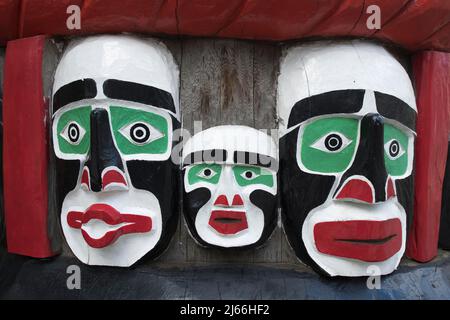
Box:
xmin=60 ymin=187 xmax=163 ymax=267
xmin=301 ymin=198 xmax=407 ymax=277
xmin=194 ymin=204 xmax=265 ymax=248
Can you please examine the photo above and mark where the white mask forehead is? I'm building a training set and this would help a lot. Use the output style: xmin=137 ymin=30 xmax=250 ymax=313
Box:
xmin=53 ymin=35 xmax=180 ymax=120
xmin=182 ymin=125 xmax=277 ymax=164
xmin=277 ymin=40 xmax=416 ymax=136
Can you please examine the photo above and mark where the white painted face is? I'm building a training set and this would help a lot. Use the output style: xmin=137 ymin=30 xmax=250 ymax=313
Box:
xmin=52 ymin=35 xmax=179 ymax=267
xmin=182 ymin=126 xmax=278 ymax=248
xmin=278 ymin=41 xmax=417 ymax=276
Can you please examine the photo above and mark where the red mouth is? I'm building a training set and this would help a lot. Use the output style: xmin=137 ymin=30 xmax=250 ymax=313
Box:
xmin=208 ymin=210 xmax=248 ymax=235
xmin=314 ymin=218 xmax=402 ymax=262
xmin=67 ymin=203 xmax=152 ymax=248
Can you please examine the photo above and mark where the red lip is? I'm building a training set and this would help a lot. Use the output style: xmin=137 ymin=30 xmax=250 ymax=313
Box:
xmin=67 ymin=203 xmax=152 ymax=248
xmin=209 ymin=210 xmax=248 ymax=235
xmin=314 ymin=218 xmax=402 ymax=262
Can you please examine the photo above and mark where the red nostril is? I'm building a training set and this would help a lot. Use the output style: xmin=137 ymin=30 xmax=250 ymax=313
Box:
xmin=232 ymin=194 xmax=244 ymax=206
xmin=386 ymin=178 xmax=396 ymax=200
xmin=214 ymin=195 xmax=229 ymax=206
xmin=81 ymin=167 xmax=90 ymax=190
xmin=102 ymin=168 xmax=128 ymax=191
xmin=335 ymin=178 xmax=374 ymax=204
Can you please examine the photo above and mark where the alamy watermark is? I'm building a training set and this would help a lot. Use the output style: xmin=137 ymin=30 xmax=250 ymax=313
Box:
xmin=366 ymin=265 xmax=382 ymax=290
xmin=66 ymin=264 xmax=81 ymax=290
xmin=366 ymin=5 xmax=381 ymax=30
xmin=66 ymin=5 xmax=81 ymax=30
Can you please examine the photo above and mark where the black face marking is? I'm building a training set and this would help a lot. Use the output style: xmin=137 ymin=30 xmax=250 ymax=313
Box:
xmin=183 ymin=187 xmax=212 ymax=247
xmin=249 ymin=190 xmax=278 ymax=247
xmin=279 ymin=127 xmax=334 ymax=275
xmin=84 ymin=109 xmax=124 ymax=192
xmin=183 ymin=149 xmax=228 ymax=166
xmin=126 ymin=158 xmax=180 ymax=261
xmin=287 ymin=90 xmax=365 ymax=129
xmin=233 ymin=151 xmax=278 ymax=170
xmin=103 ymin=79 xmax=176 ymax=114
xmin=333 ymin=113 xmax=388 ymax=202
xmin=53 ymin=79 xmax=97 ymax=112
xmin=375 ymin=92 xmax=416 ymax=130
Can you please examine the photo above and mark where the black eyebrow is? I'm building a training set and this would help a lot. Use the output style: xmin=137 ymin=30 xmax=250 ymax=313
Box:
xmin=233 ymin=151 xmax=278 ymax=169
xmin=53 ymin=79 xmax=97 ymax=111
xmin=183 ymin=149 xmax=228 ymax=166
xmin=375 ymin=92 xmax=416 ymax=130
xmin=287 ymin=90 xmax=365 ymax=128
xmin=103 ymin=79 xmax=176 ymax=114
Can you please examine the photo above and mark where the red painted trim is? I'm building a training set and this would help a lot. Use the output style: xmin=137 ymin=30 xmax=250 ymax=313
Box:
xmin=3 ymin=35 xmax=58 ymax=258
xmin=1 ymin=1 xmax=449 ymax=52
xmin=406 ymin=50 xmax=450 ymax=262
xmin=0 ymin=0 xmax=20 ymax=45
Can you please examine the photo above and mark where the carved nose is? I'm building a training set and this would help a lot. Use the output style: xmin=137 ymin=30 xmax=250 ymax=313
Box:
xmin=101 ymin=167 xmax=128 ymax=191
xmin=334 ymin=177 xmax=375 ymax=204
xmin=213 ymin=194 xmax=244 ymax=207
xmin=80 ymin=166 xmax=128 ymax=191
xmin=83 ymin=108 xmax=125 ymax=192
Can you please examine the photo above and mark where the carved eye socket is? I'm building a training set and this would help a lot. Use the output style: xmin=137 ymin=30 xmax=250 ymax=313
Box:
xmin=60 ymin=121 xmax=86 ymax=145
xmin=310 ymin=132 xmax=352 ymax=153
xmin=384 ymin=139 xmax=405 ymax=160
xmin=197 ymin=167 xmax=218 ymax=179
xmin=240 ymin=170 xmax=260 ymax=180
xmin=119 ymin=122 xmax=164 ymax=145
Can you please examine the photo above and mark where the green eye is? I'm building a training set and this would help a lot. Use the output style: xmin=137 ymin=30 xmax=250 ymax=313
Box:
xmin=110 ymin=106 xmax=169 ymax=156
xmin=300 ymin=117 xmax=358 ymax=174
xmin=197 ymin=167 xmax=218 ymax=179
xmin=188 ymin=164 xmax=222 ymax=185
xmin=55 ymin=106 xmax=91 ymax=157
xmin=119 ymin=121 xmax=164 ymax=146
xmin=310 ymin=132 xmax=353 ymax=153
xmin=384 ymin=124 xmax=409 ymax=176
xmin=60 ymin=121 xmax=86 ymax=145
xmin=233 ymin=166 xmax=274 ymax=187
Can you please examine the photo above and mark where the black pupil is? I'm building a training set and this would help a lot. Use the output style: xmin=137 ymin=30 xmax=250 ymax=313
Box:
xmin=325 ymin=134 xmax=343 ymax=151
xmin=68 ymin=123 xmax=79 ymax=142
xmin=245 ymin=171 xmax=253 ymax=179
xmin=204 ymin=169 xmax=212 ymax=177
xmin=130 ymin=123 xmax=150 ymax=143
xmin=389 ymin=140 xmax=400 ymax=157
